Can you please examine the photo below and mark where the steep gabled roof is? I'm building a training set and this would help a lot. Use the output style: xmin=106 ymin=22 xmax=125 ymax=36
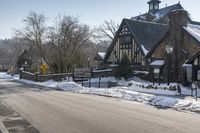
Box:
xmin=132 ymin=3 xmax=183 ymax=23
xmin=125 ymin=19 xmax=168 ymax=52
xmin=183 ymin=24 xmax=200 ymax=44
xmin=104 ymin=19 xmax=168 ymax=62
xmin=145 ymin=31 xmax=169 ymax=58
xmin=185 ymin=51 xmax=200 ymax=64
xmin=190 ymin=21 xmax=200 ymax=26
xmin=183 ymin=24 xmax=200 ymax=64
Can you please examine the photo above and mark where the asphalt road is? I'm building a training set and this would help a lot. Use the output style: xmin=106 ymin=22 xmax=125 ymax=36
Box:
xmin=1 ymin=79 xmax=200 ymax=133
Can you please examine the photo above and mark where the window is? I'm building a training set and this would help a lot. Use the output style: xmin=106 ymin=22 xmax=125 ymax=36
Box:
xmin=155 ymin=4 xmax=159 ymax=9
xmin=154 ymin=68 xmax=160 ymax=79
xmin=119 ymin=36 xmax=132 ymax=49
xmin=149 ymin=4 xmax=153 ymax=10
xmin=119 ymin=25 xmax=130 ymax=36
xmin=120 ymin=36 xmax=131 ymax=44
xmin=119 ymin=25 xmax=132 ymax=49
xmin=194 ymin=58 xmax=198 ymax=66
xmin=142 ymin=59 xmax=145 ymax=66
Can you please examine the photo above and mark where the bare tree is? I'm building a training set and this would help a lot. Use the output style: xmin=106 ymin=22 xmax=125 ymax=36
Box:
xmin=0 ymin=39 xmax=27 ymax=70
xmin=47 ymin=15 xmax=91 ymax=73
xmin=15 ymin=12 xmax=93 ymax=73
xmin=15 ymin=11 xmax=48 ymax=65
xmin=10 ymin=37 xmax=30 ymax=58
xmin=94 ymin=20 xmax=119 ymax=41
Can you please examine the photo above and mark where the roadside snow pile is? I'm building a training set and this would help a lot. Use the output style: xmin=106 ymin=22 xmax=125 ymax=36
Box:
xmin=56 ymin=82 xmax=84 ymax=91
xmin=19 ymin=79 xmax=84 ymax=91
xmin=0 ymin=72 xmax=18 ymax=79
xmin=78 ymin=87 xmax=200 ymax=112
xmin=0 ymin=72 xmax=13 ymax=79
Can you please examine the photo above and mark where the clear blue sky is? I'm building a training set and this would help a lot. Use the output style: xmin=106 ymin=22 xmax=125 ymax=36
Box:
xmin=0 ymin=0 xmax=199 ymax=39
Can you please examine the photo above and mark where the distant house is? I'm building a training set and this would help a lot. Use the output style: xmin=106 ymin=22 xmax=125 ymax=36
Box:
xmin=95 ymin=52 xmax=106 ymax=62
xmin=102 ymin=0 xmax=200 ymax=84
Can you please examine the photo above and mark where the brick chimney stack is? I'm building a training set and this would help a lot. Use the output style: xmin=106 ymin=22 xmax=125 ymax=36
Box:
xmin=168 ymin=9 xmax=189 ymax=39
xmin=168 ymin=9 xmax=189 ymax=81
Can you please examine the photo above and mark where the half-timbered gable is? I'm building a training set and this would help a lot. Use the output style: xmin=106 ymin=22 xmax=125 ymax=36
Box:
xmin=105 ymin=19 xmax=168 ymax=69
xmin=107 ymin=24 xmax=132 ymax=63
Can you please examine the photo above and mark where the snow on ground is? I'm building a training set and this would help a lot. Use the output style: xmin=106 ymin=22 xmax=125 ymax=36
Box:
xmin=84 ymin=77 xmax=129 ymax=86
xmin=1 ymin=72 xmax=200 ymax=113
xmin=127 ymin=84 xmax=177 ymax=96
xmin=78 ymin=87 xmax=200 ymax=113
xmin=0 ymin=72 xmax=19 ymax=79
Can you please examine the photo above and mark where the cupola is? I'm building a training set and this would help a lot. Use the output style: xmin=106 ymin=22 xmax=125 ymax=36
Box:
xmin=148 ymin=0 xmax=161 ymax=13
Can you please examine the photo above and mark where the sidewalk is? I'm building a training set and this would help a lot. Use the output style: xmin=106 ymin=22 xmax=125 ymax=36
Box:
xmin=0 ymin=101 xmax=39 ymax=133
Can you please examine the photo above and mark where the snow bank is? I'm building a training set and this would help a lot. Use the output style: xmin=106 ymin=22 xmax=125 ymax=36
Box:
xmin=0 ymin=72 xmax=13 ymax=79
xmin=19 ymin=79 xmax=84 ymax=91
xmin=78 ymin=87 xmax=200 ymax=112
xmin=0 ymin=72 xmax=19 ymax=79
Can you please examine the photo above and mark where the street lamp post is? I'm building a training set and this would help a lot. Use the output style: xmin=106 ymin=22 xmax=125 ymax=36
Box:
xmin=165 ymin=44 xmax=174 ymax=86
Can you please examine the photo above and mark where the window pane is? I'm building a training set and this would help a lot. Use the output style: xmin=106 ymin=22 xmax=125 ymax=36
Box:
xmin=155 ymin=4 xmax=159 ymax=9
xmin=194 ymin=58 xmax=198 ymax=65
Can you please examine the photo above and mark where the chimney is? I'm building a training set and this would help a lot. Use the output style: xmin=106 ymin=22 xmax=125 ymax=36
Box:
xmin=168 ymin=9 xmax=189 ymax=33
xmin=168 ymin=9 xmax=189 ymax=81
xmin=168 ymin=9 xmax=189 ymax=49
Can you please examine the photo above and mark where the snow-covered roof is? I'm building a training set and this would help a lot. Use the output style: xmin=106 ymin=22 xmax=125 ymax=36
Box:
xmin=183 ymin=24 xmax=200 ymax=43
xmin=150 ymin=60 xmax=165 ymax=66
xmin=95 ymin=52 xmax=106 ymax=61
xmin=110 ymin=64 xmax=119 ymax=67
xmin=141 ymin=45 xmax=149 ymax=55
xmin=98 ymin=52 xmax=106 ymax=60
xmin=131 ymin=3 xmax=182 ymax=23
xmin=92 ymin=69 xmax=112 ymax=73
xmin=182 ymin=64 xmax=192 ymax=67
xmin=153 ymin=12 xmax=163 ymax=21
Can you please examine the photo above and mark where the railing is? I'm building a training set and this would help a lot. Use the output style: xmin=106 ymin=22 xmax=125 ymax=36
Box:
xmin=20 ymin=70 xmax=118 ymax=88
xmin=20 ymin=71 xmax=36 ymax=81
xmin=20 ymin=71 xmax=73 ymax=82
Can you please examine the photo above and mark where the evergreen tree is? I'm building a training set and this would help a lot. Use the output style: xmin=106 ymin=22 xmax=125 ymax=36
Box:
xmin=118 ymin=53 xmax=133 ymax=80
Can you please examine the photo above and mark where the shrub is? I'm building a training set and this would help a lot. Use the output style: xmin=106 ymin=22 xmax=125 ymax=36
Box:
xmin=118 ymin=54 xmax=133 ymax=80
xmin=169 ymin=86 xmax=177 ymax=91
